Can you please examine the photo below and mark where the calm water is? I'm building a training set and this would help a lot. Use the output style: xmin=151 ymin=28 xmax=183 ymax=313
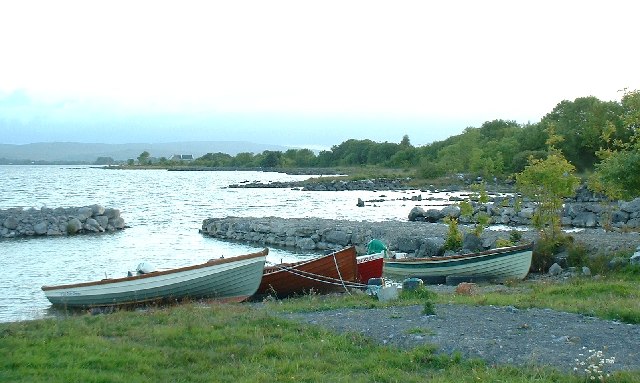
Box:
xmin=0 ymin=165 xmax=453 ymax=323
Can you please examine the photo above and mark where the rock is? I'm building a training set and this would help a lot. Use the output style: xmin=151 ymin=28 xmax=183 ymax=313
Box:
xmin=33 ymin=221 xmax=48 ymax=235
xmin=95 ymin=215 xmax=109 ymax=229
xmin=631 ymin=251 xmax=640 ymax=266
xmin=582 ymin=266 xmax=591 ymax=276
xmin=462 ymin=233 xmax=483 ymax=253
xmin=66 ymin=218 xmax=83 ymax=234
xmin=422 ymin=209 xmax=444 ymax=223
xmin=91 ymin=204 xmax=105 ymax=216
xmin=455 ymin=282 xmax=478 ymax=295
xmin=356 ymin=198 xmax=365 ymax=207
xmin=408 ymin=207 xmax=425 ymax=221
xmin=3 ymin=216 xmax=19 ymax=230
xmin=377 ymin=286 xmax=400 ymax=302
xmin=396 ymin=236 xmax=423 ymax=254
xmin=402 ymin=278 xmax=424 ymax=291
xmin=325 ymin=229 xmax=351 ymax=246
xmin=110 ymin=217 xmax=126 ymax=230
xmin=417 ymin=237 xmax=445 ymax=257
xmin=609 ymin=256 xmax=629 ymax=270
xmin=76 ymin=206 xmax=93 ymax=222
xmin=549 ymin=263 xmax=563 ymax=276
xmin=441 ymin=205 xmax=461 ymax=219
xmin=84 ymin=218 xmax=103 ymax=232
xmin=620 ymin=198 xmax=640 ymax=213
xmin=296 ymin=237 xmax=316 ymax=250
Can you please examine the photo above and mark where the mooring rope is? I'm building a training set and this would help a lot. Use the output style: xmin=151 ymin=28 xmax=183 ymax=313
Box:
xmin=332 ymin=252 xmax=351 ymax=295
xmin=265 ymin=261 xmax=367 ymax=289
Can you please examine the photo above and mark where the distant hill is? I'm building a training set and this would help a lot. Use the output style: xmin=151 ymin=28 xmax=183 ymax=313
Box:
xmin=0 ymin=141 xmax=293 ymax=162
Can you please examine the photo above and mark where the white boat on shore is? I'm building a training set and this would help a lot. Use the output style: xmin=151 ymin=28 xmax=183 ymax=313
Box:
xmin=383 ymin=243 xmax=533 ymax=284
xmin=42 ymin=249 xmax=268 ymax=308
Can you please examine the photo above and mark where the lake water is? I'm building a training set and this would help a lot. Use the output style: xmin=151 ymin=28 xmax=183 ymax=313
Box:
xmin=0 ymin=165 xmax=455 ymax=323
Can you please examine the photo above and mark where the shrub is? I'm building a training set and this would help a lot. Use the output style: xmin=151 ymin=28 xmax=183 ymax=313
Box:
xmin=566 ymin=242 xmax=589 ymax=267
xmin=531 ymin=234 xmax=568 ymax=272
xmin=495 ymin=238 xmax=514 ymax=248
xmin=443 ymin=217 xmax=463 ymax=251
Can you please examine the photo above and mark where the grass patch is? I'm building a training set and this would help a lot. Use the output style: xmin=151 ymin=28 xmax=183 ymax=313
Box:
xmin=1 ymin=298 xmax=603 ymax=383
xmin=437 ymin=276 xmax=640 ymax=324
xmin=2 ymin=273 xmax=639 ymax=382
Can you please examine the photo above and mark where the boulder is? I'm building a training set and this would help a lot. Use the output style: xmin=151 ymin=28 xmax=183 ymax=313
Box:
xmin=325 ymin=229 xmax=351 ymax=246
xmin=631 ymin=248 xmax=640 ymax=266
xmin=84 ymin=218 xmax=103 ymax=232
xmin=296 ymin=237 xmax=316 ymax=250
xmin=441 ymin=205 xmax=461 ymax=219
xmin=416 ymin=237 xmax=445 ymax=257
xmin=422 ymin=209 xmax=444 ymax=223
xmin=408 ymin=207 xmax=425 ymax=221
xmin=396 ymin=236 xmax=423 ymax=254
xmin=91 ymin=204 xmax=106 ymax=216
xmin=620 ymin=198 xmax=640 ymax=213
xmin=33 ymin=221 xmax=48 ymax=235
xmin=462 ymin=233 xmax=483 ymax=253
xmin=549 ymin=263 xmax=563 ymax=276
xmin=66 ymin=218 xmax=83 ymax=234
xmin=76 ymin=206 xmax=93 ymax=222
xmin=4 ymin=216 xmax=19 ymax=230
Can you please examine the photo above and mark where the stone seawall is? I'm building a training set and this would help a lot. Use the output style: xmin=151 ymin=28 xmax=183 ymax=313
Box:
xmin=200 ymin=216 xmax=640 ymax=256
xmin=409 ymin=195 xmax=640 ymax=231
xmin=0 ymin=205 xmax=126 ymax=239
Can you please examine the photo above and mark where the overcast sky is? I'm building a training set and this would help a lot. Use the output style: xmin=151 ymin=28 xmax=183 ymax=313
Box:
xmin=1 ymin=1 xmax=638 ymax=150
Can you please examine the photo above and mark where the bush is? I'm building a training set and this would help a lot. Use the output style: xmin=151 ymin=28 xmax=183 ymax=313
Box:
xmin=566 ymin=242 xmax=589 ymax=267
xmin=443 ymin=217 xmax=463 ymax=251
xmin=532 ymin=234 xmax=569 ymax=272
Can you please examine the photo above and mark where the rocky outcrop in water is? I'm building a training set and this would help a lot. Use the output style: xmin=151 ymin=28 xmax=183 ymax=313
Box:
xmin=229 ymin=178 xmax=412 ymax=191
xmin=0 ymin=205 xmax=126 ymax=238
xmin=200 ymin=216 xmax=640 ymax=257
xmin=409 ymin=190 xmax=640 ymax=231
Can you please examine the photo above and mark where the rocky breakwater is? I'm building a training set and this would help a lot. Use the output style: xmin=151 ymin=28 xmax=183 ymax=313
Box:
xmin=201 ymin=216 xmax=640 ymax=257
xmin=200 ymin=216 xmax=539 ymax=256
xmin=0 ymin=205 xmax=126 ymax=238
xmin=229 ymin=178 xmax=411 ymax=191
xmin=409 ymin=188 xmax=640 ymax=231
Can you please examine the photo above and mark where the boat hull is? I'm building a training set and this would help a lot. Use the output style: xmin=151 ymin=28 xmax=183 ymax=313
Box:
xmin=256 ymin=246 xmax=357 ymax=298
xmin=383 ymin=244 xmax=533 ymax=283
xmin=42 ymin=249 xmax=268 ymax=308
xmin=356 ymin=251 xmax=384 ymax=284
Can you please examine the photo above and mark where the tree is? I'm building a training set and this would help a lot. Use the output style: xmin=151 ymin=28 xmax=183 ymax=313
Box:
xmin=259 ymin=151 xmax=283 ymax=168
xmin=94 ymin=156 xmax=114 ymax=165
xmin=516 ymin=150 xmax=580 ymax=241
xmin=589 ymin=89 xmax=640 ymax=200
xmin=137 ymin=151 xmax=151 ymax=165
xmin=539 ymin=97 xmax=624 ymax=171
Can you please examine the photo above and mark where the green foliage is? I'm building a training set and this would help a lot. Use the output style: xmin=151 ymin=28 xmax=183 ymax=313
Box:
xmin=495 ymin=238 xmax=514 ymax=248
xmin=443 ymin=217 xmax=463 ymax=251
xmin=137 ymin=150 xmax=150 ymax=165
xmin=516 ymin=150 xmax=580 ymax=241
xmin=438 ymin=275 xmax=640 ymax=325
xmin=531 ymin=235 xmax=562 ymax=272
xmin=459 ymin=182 xmax=490 ymax=237
xmin=539 ymin=96 xmax=625 ymax=172
xmin=509 ymin=230 xmax=523 ymax=243
xmin=566 ymin=242 xmax=589 ymax=267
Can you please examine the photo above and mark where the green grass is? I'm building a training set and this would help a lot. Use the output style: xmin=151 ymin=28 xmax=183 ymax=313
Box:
xmin=437 ymin=276 xmax=640 ymax=324
xmin=2 ymin=276 xmax=639 ymax=382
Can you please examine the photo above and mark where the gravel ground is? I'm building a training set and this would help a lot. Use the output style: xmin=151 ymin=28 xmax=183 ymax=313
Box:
xmin=281 ymin=300 xmax=640 ymax=374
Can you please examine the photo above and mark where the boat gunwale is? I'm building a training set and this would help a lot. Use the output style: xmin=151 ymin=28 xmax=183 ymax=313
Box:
xmin=42 ymin=248 xmax=269 ymax=291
